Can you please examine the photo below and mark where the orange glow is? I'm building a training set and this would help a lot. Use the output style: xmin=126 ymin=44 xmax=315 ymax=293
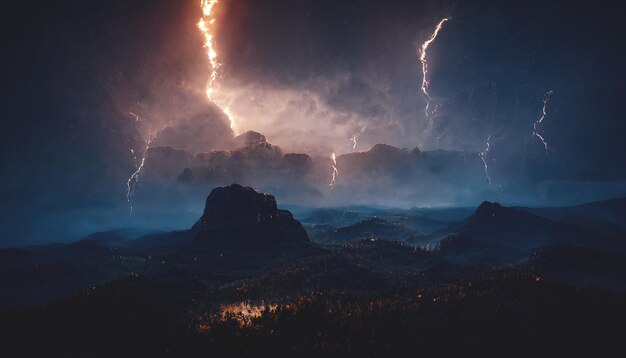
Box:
xmin=197 ymin=0 xmax=220 ymax=99
xmin=196 ymin=296 xmax=318 ymax=332
xmin=219 ymin=302 xmax=278 ymax=328
xmin=197 ymin=0 xmax=238 ymax=132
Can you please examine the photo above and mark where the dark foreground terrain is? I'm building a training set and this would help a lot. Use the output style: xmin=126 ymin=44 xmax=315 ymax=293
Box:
xmin=2 ymin=185 xmax=626 ymax=357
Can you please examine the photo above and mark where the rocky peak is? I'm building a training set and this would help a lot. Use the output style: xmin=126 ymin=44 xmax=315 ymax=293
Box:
xmin=369 ymin=143 xmax=406 ymax=157
xmin=475 ymin=201 xmax=503 ymax=216
xmin=199 ymin=184 xmax=278 ymax=229
xmin=193 ymin=184 xmax=309 ymax=244
xmin=234 ymin=131 xmax=267 ymax=147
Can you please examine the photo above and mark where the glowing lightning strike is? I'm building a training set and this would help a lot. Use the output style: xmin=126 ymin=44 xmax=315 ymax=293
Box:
xmin=350 ymin=124 xmax=366 ymax=152
xmin=479 ymin=135 xmax=492 ymax=186
xmin=532 ymin=90 xmax=554 ymax=156
xmin=126 ymin=122 xmax=156 ymax=216
xmin=198 ymin=0 xmax=220 ymax=99
xmin=419 ymin=17 xmax=450 ymax=117
xmin=129 ymin=112 xmax=141 ymax=122
xmin=197 ymin=0 xmax=238 ymax=132
xmin=329 ymin=153 xmax=339 ymax=189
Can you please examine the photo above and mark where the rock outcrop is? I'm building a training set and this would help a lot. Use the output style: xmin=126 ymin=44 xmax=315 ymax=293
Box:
xmin=233 ymin=131 xmax=267 ymax=147
xmin=192 ymin=184 xmax=309 ymax=245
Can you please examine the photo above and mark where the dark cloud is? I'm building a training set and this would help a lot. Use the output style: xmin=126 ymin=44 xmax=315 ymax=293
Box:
xmin=1 ymin=0 xmax=626 ymax=246
xmin=217 ymin=0 xmax=626 ymax=179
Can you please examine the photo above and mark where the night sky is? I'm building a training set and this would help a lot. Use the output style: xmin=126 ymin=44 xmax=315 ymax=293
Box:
xmin=1 ymin=0 xmax=625 ymax=246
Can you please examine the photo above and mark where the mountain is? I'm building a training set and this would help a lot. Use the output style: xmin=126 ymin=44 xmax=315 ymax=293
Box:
xmin=139 ymin=137 xmax=489 ymax=207
xmin=192 ymin=184 xmax=309 ymax=246
xmin=0 ymin=184 xmax=318 ymax=310
xmin=233 ymin=130 xmax=267 ymax=147
xmin=3 ymin=188 xmax=626 ymax=355
xmin=337 ymin=144 xmax=413 ymax=177
xmin=436 ymin=201 xmax=626 ymax=264
xmin=520 ymin=197 xmax=626 ymax=234
xmin=315 ymin=217 xmax=423 ymax=243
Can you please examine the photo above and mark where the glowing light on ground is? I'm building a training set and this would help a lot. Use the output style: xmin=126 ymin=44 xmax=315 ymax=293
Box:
xmin=532 ymin=90 xmax=554 ymax=156
xmin=196 ymin=297 xmax=316 ymax=332
xmin=196 ymin=302 xmax=278 ymax=331
xmin=219 ymin=302 xmax=278 ymax=328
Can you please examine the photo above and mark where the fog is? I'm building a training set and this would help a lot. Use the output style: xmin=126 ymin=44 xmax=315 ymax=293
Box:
xmin=1 ymin=0 xmax=625 ymax=246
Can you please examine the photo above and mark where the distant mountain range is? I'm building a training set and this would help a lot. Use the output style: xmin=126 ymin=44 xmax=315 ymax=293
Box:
xmin=137 ymin=129 xmax=487 ymax=207
xmin=2 ymin=185 xmax=626 ymax=312
xmin=2 ymin=185 xmax=626 ymax=356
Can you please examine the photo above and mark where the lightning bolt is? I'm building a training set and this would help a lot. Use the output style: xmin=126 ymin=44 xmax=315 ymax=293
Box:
xmin=479 ymin=134 xmax=492 ymax=186
xmin=198 ymin=0 xmax=220 ymax=99
xmin=128 ymin=112 xmax=141 ymax=167
xmin=419 ymin=17 xmax=450 ymax=117
xmin=329 ymin=152 xmax=339 ymax=189
xmin=350 ymin=124 xmax=366 ymax=152
xmin=129 ymin=112 xmax=141 ymax=122
xmin=427 ymin=103 xmax=443 ymax=146
xmin=532 ymin=90 xmax=553 ymax=156
xmin=197 ymin=0 xmax=238 ymax=133
xmin=126 ymin=114 xmax=156 ymax=216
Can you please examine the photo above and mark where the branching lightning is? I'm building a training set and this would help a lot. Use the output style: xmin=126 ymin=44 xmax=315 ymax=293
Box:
xmin=532 ymin=90 xmax=553 ymax=156
xmin=126 ymin=114 xmax=156 ymax=216
xmin=129 ymin=112 xmax=141 ymax=122
xmin=350 ymin=124 xmax=366 ymax=152
xmin=329 ymin=152 xmax=339 ymax=189
xmin=419 ymin=17 xmax=450 ymax=117
xmin=479 ymin=134 xmax=492 ymax=186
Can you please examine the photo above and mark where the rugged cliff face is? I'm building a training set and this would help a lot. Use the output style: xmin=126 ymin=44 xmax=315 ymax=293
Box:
xmin=192 ymin=184 xmax=309 ymax=245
